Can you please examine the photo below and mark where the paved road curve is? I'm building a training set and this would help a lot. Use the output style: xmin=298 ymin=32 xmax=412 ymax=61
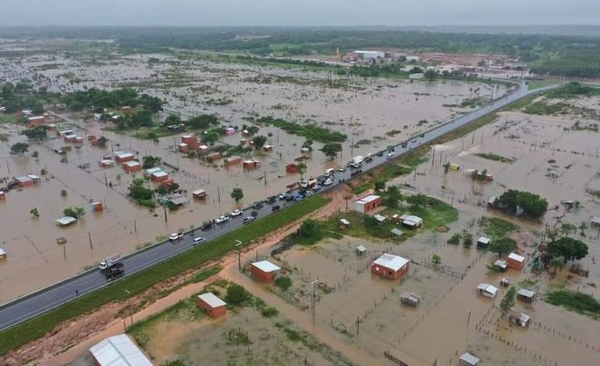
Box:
xmin=0 ymin=81 xmax=560 ymax=333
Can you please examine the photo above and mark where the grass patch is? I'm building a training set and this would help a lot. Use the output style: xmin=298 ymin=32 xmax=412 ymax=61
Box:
xmin=545 ymin=289 xmax=600 ymax=319
xmin=0 ymin=113 xmax=17 ymax=124
xmin=474 ymin=153 xmax=515 ymax=163
xmin=254 ymin=116 xmax=347 ymax=143
xmin=479 ymin=217 xmax=519 ymax=239
xmin=0 ymin=195 xmax=329 ymax=357
xmin=524 ymin=101 xmax=570 ymax=115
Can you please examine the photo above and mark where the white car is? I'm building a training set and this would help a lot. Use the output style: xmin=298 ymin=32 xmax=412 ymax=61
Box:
xmin=169 ymin=232 xmax=183 ymax=241
xmin=230 ymin=209 xmax=243 ymax=217
xmin=338 ymin=166 xmax=347 ymax=172
xmin=215 ymin=215 xmax=229 ymax=224
xmin=193 ymin=237 xmax=206 ymax=245
xmin=387 ymin=151 xmax=395 ymax=158
xmin=324 ymin=179 xmax=333 ymax=186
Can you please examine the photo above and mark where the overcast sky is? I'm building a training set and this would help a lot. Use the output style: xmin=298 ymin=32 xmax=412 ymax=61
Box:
xmin=1 ymin=0 xmax=599 ymax=27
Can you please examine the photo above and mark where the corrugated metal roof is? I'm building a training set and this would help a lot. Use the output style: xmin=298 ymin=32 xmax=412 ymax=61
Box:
xmin=459 ymin=352 xmax=480 ymax=365
xmin=89 ymin=334 xmax=153 ymax=366
xmin=252 ymin=260 xmax=281 ymax=273
xmin=198 ymin=292 xmax=227 ymax=308
xmin=373 ymin=253 xmax=409 ymax=271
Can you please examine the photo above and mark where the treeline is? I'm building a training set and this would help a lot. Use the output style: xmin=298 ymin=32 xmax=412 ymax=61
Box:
xmin=63 ymin=88 xmax=164 ymax=113
xmin=0 ymin=81 xmax=60 ymax=114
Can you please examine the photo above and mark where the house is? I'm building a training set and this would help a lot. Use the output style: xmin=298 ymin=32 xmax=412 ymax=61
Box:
xmin=160 ymin=178 xmax=175 ymax=188
xmin=509 ymin=312 xmax=532 ymax=327
xmin=225 ymin=156 xmax=242 ymax=166
xmin=122 ymin=160 xmax=141 ymax=173
xmin=405 ymin=55 xmax=421 ymax=62
xmin=166 ymin=194 xmax=189 ymax=207
xmin=99 ymin=159 xmax=115 ymax=168
xmin=0 ymin=247 xmax=6 ymax=259
xmin=197 ymin=145 xmax=209 ymax=154
xmin=507 ymin=252 xmax=525 ymax=270
xmin=356 ymin=245 xmax=367 ymax=256
xmin=286 ymin=163 xmax=299 ymax=174
xmin=89 ymin=334 xmax=153 ymax=366
xmin=15 ymin=175 xmax=36 ymax=187
xmin=459 ymin=352 xmax=480 ymax=366
xmin=193 ymin=189 xmax=207 ymax=199
xmin=494 ymin=260 xmax=508 ymax=272
xmin=90 ymin=202 xmax=103 ymax=212
xmin=243 ymin=160 xmax=260 ymax=170
xmin=400 ymin=214 xmax=423 ymax=228
xmin=178 ymin=143 xmax=189 ymax=153
xmin=251 ymin=260 xmax=281 ymax=283
xmin=371 ymin=253 xmax=410 ymax=280
xmin=28 ymin=116 xmax=45 ymax=127
xmin=517 ymin=288 xmax=536 ymax=303
xmin=197 ymin=292 xmax=227 ymax=318
xmin=151 ymin=170 xmax=169 ymax=183
xmin=207 ymin=152 xmax=221 ymax=162
xmin=56 ymin=216 xmax=77 ymax=226
xmin=477 ymin=236 xmax=491 ymax=249
xmin=352 ymin=50 xmax=385 ymax=60
xmin=476 ymin=283 xmax=498 ymax=298
xmin=263 ymin=144 xmax=273 ymax=152
xmin=181 ymin=134 xmax=197 ymax=145
xmin=400 ymin=292 xmax=420 ymax=307
xmin=114 ymin=151 xmax=135 ymax=163
xmin=353 ymin=195 xmax=382 ymax=214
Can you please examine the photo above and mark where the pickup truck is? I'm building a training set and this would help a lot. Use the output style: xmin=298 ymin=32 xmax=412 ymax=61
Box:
xmin=105 ymin=263 xmax=125 ymax=281
xmin=99 ymin=253 xmax=122 ymax=271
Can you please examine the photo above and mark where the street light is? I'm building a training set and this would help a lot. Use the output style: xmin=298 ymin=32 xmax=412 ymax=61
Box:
xmin=124 ymin=289 xmax=133 ymax=327
xmin=235 ymin=240 xmax=243 ymax=271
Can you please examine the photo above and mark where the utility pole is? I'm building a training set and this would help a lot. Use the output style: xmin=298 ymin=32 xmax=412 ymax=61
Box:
xmin=217 ymin=186 xmax=221 ymax=203
xmin=310 ymin=280 xmax=318 ymax=320
xmin=163 ymin=205 xmax=168 ymax=225
xmin=356 ymin=316 xmax=362 ymax=335
xmin=63 ymin=245 xmax=67 ymax=260
xmin=134 ymin=220 xmax=137 ymax=235
xmin=235 ymin=240 xmax=243 ymax=271
xmin=88 ymin=231 xmax=93 ymax=250
xmin=264 ymin=172 xmax=267 ymax=187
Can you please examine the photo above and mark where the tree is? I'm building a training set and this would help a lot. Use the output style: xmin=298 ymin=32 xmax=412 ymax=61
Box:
xmin=63 ymin=206 xmax=85 ymax=219
xmin=578 ymin=221 xmax=588 ymax=237
xmin=142 ymin=156 xmax=161 ymax=169
xmin=21 ymin=126 xmax=49 ymax=141
xmin=320 ymin=143 xmax=342 ymax=160
xmin=549 ymin=257 xmax=565 ymax=275
xmin=424 ymin=69 xmax=438 ymax=81
xmin=382 ymin=185 xmax=403 ymax=209
xmin=432 ymin=253 xmax=441 ymax=266
xmin=406 ymin=194 xmax=428 ymax=210
xmin=29 ymin=208 xmax=39 ymax=218
xmin=252 ymin=135 xmax=268 ymax=149
xmin=297 ymin=162 xmax=307 ymax=180
xmin=409 ymin=66 xmax=424 ymax=74
xmin=10 ymin=142 xmax=29 ymax=156
xmin=97 ymin=136 xmax=108 ymax=148
xmin=489 ymin=237 xmax=517 ymax=258
xmin=164 ymin=114 xmax=181 ymax=125
xmin=225 ymin=284 xmax=249 ymax=305
xmin=497 ymin=189 xmax=548 ymax=219
xmin=499 ymin=286 xmax=517 ymax=315
xmin=546 ymin=227 xmax=559 ymax=242
xmin=560 ymin=223 xmax=577 ymax=237
xmin=547 ymin=237 xmax=589 ymax=263
xmin=275 ymin=276 xmax=292 ymax=292
xmin=231 ymin=188 xmax=244 ymax=203
xmin=202 ymin=130 xmax=220 ymax=145
xmin=301 ymin=139 xmax=314 ymax=151
xmin=188 ymin=114 xmax=218 ymax=129
xmin=374 ymin=179 xmax=386 ymax=193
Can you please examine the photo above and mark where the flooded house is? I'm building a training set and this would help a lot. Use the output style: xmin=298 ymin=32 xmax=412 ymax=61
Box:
xmin=476 ymin=283 xmax=498 ymax=299
xmin=476 ymin=236 xmax=491 ymax=249
xmin=400 ymin=214 xmax=423 ymax=229
xmin=122 ymin=160 xmax=141 ymax=173
xmin=494 ymin=259 xmax=508 ymax=272
xmin=517 ymin=288 xmax=536 ymax=303
xmin=507 ymin=252 xmax=525 ymax=270
xmin=196 ymin=292 xmax=227 ymax=318
xmin=509 ymin=312 xmax=532 ymax=327
xmin=400 ymin=292 xmax=421 ymax=307
xmin=250 ymin=260 xmax=281 ymax=283
xmin=352 ymin=195 xmax=382 ymax=214
xmin=192 ymin=189 xmax=207 ymax=199
xmin=114 ymin=151 xmax=135 ymax=163
xmin=55 ymin=216 xmax=77 ymax=227
xmin=371 ymin=253 xmax=410 ymax=280
xmin=459 ymin=352 xmax=480 ymax=366
xmin=0 ymin=247 xmax=6 ymax=259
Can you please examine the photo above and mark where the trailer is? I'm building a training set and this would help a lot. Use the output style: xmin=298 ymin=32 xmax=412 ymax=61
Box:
xmin=99 ymin=253 xmax=122 ymax=270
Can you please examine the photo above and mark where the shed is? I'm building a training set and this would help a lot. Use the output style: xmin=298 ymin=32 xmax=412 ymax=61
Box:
xmin=15 ymin=176 xmax=35 ymax=187
xmin=122 ymin=160 xmax=141 ymax=173
xmin=0 ymin=247 xmax=5 ymax=259
xmin=507 ymin=252 xmax=525 ymax=270
xmin=476 ymin=283 xmax=498 ymax=298
xmin=356 ymin=245 xmax=367 ymax=256
xmin=263 ymin=144 xmax=273 ymax=152
xmin=494 ymin=260 xmax=508 ymax=272
xmin=197 ymin=145 xmax=209 ymax=154
xmin=243 ymin=160 xmax=260 ymax=170
xmin=167 ymin=195 xmax=189 ymax=207
xmin=56 ymin=216 xmax=77 ymax=226
xmin=391 ymin=214 xmax=400 ymax=224
xmin=400 ymin=292 xmax=420 ymax=307
xmin=509 ymin=312 xmax=532 ymax=327
xmin=99 ymin=159 xmax=115 ymax=168
xmin=251 ymin=260 xmax=281 ymax=283
xmin=90 ymin=202 xmax=103 ymax=212
xmin=391 ymin=228 xmax=404 ymax=237
xmin=374 ymin=214 xmax=386 ymax=223
xmin=340 ymin=218 xmax=350 ymax=228
xmin=151 ymin=171 xmax=169 ymax=182
xmin=207 ymin=152 xmax=221 ymax=162
xmin=517 ymin=288 xmax=536 ymax=303
xmin=89 ymin=334 xmax=153 ymax=366
xmin=371 ymin=253 xmax=410 ymax=280
xmin=197 ymin=292 xmax=227 ymax=318
xmin=193 ymin=189 xmax=207 ymax=199
xmin=114 ymin=152 xmax=134 ymax=163
xmin=178 ymin=143 xmax=189 ymax=153
xmin=459 ymin=353 xmax=480 ymax=366
xmin=591 ymin=216 xmax=600 ymax=227
xmin=400 ymin=215 xmax=423 ymax=228
xmin=352 ymin=195 xmax=382 ymax=214
xmin=286 ymin=163 xmax=299 ymax=174
xmin=477 ymin=236 xmax=491 ymax=249
xmin=225 ymin=156 xmax=242 ymax=166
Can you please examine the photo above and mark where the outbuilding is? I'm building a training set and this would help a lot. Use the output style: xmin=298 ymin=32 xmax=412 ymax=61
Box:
xmin=400 ymin=215 xmax=423 ymax=228
xmin=356 ymin=245 xmax=367 ymax=256
xmin=193 ymin=189 xmax=207 ymax=199
xmin=517 ymin=288 xmax=536 ymax=303
xmin=251 ymin=260 xmax=281 ymax=283
xmin=494 ymin=260 xmax=508 ymax=272
xmin=225 ymin=156 xmax=242 ymax=166
xmin=90 ymin=202 xmax=103 ymax=212
xmin=197 ymin=292 xmax=227 ymax=318
xmin=243 ymin=160 xmax=260 ymax=170
xmin=178 ymin=143 xmax=189 ymax=153
xmin=400 ymin=292 xmax=420 ymax=307
xmin=509 ymin=312 xmax=532 ymax=327
xmin=459 ymin=352 xmax=480 ymax=366
xmin=15 ymin=176 xmax=35 ymax=187
xmin=507 ymin=252 xmax=525 ymax=270
xmin=352 ymin=195 xmax=382 ymax=214
xmin=56 ymin=216 xmax=77 ymax=226
xmin=114 ymin=151 xmax=135 ymax=163
xmin=371 ymin=253 xmax=410 ymax=280
xmin=477 ymin=236 xmax=491 ymax=249
xmin=122 ymin=160 xmax=141 ymax=173
xmin=89 ymin=334 xmax=153 ymax=366
xmin=476 ymin=283 xmax=498 ymax=299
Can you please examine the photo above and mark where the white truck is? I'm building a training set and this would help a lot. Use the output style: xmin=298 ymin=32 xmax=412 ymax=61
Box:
xmin=351 ymin=156 xmax=364 ymax=168
xmin=99 ymin=253 xmax=123 ymax=271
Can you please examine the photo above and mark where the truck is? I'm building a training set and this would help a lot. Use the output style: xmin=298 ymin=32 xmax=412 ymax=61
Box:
xmin=99 ymin=253 xmax=122 ymax=271
xmin=351 ymin=156 xmax=364 ymax=168
xmin=104 ymin=263 xmax=125 ymax=281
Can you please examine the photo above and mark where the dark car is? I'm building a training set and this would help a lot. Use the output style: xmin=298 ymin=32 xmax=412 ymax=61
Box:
xmin=251 ymin=201 xmax=264 ymax=209
xmin=266 ymin=196 xmax=277 ymax=204
xmin=105 ymin=263 xmax=125 ymax=282
xmin=286 ymin=194 xmax=295 ymax=202
xmin=272 ymin=205 xmax=281 ymax=212
xmin=250 ymin=210 xmax=259 ymax=217
xmin=201 ymin=221 xmax=214 ymax=231
xmin=376 ymin=151 xmax=384 ymax=157
xmin=365 ymin=156 xmax=373 ymax=163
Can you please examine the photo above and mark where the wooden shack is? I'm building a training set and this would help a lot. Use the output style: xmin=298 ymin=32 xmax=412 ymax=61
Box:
xmin=400 ymin=292 xmax=421 ymax=307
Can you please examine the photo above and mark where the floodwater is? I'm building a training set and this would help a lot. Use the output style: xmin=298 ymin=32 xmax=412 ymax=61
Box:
xmin=0 ymin=49 xmax=509 ymax=303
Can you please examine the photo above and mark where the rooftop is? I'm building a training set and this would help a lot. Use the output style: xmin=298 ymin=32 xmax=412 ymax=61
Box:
xmin=477 ymin=237 xmax=491 ymax=244
xmin=56 ymin=216 xmax=77 ymax=226
xmin=89 ymin=334 xmax=153 ymax=366
xmin=459 ymin=352 xmax=480 ymax=365
xmin=508 ymin=252 xmax=525 ymax=262
xmin=517 ymin=288 xmax=536 ymax=298
xmin=373 ymin=253 xmax=409 ymax=271
xmin=123 ymin=161 xmax=140 ymax=167
xmin=357 ymin=195 xmax=380 ymax=204
xmin=198 ymin=292 xmax=227 ymax=308
xmin=252 ymin=260 xmax=281 ymax=273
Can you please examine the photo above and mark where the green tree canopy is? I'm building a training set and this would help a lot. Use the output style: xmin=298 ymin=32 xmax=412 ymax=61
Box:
xmin=10 ymin=142 xmax=29 ymax=156
xmin=406 ymin=194 xmax=428 ymax=210
xmin=489 ymin=237 xmax=517 ymax=258
xmin=498 ymin=189 xmax=548 ymax=219
xmin=547 ymin=237 xmax=589 ymax=263
xmin=21 ymin=125 xmax=49 ymax=141
xmin=275 ymin=276 xmax=292 ymax=292
xmin=252 ymin=135 xmax=268 ymax=149
xmin=320 ymin=143 xmax=342 ymax=160
xmin=225 ymin=284 xmax=249 ymax=305
xmin=231 ymin=188 xmax=244 ymax=203
xmin=188 ymin=114 xmax=218 ymax=129
xmin=500 ymin=286 xmax=517 ymax=315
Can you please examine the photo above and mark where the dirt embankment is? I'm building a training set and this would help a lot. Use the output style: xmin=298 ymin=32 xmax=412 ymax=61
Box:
xmin=3 ymin=189 xmax=350 ymax=366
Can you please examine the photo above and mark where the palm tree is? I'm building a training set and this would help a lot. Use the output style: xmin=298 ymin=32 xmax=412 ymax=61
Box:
xmin=297 ymin=162 xmax=307 ymax=181
xmin=549 ymin=257 xmax=565 ymax=275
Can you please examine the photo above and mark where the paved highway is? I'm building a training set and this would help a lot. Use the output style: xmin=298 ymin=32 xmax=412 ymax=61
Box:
xmin=0 ymin=81 xmax=560 ymax=332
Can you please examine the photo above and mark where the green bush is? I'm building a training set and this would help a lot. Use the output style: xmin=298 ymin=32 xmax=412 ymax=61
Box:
xmin=447 ymin=233 xmax=461 ymax=245
xmin=0 ymin=195 xmax=329 ymax=356
xmin=546 ymin=289 xmax=600 ymax=317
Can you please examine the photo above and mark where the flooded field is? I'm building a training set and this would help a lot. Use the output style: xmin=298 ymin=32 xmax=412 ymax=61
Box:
xmin=0 ymin=47 xmax=510 ymax=302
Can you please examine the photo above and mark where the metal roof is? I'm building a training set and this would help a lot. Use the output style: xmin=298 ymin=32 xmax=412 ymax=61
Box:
xmin=89 ymin=334 xmax=153 ymax=366
xmin=198 ymin=292 xmax=227 ymax=308
xmin=517 ymin=288 xmax=536 ymax=298
xmin=459 ymin=352 xmax=480 ymax=365
xmin=373 ymin=253 xmax=409 ymax=271
xmin=508 ymin=252 xmax=525 ymax=262
xmin=358 ymin=195 xmax=381 ymax=204
xmin=56 ymin=216 xmax=77 ymax=226
xmin=252 ymin=260 xmax=281 ymax=273
xmin=391 ymin=228 xmax=404 ymax=237
xmin=477 ymin=237 xmax=491 ymax=244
